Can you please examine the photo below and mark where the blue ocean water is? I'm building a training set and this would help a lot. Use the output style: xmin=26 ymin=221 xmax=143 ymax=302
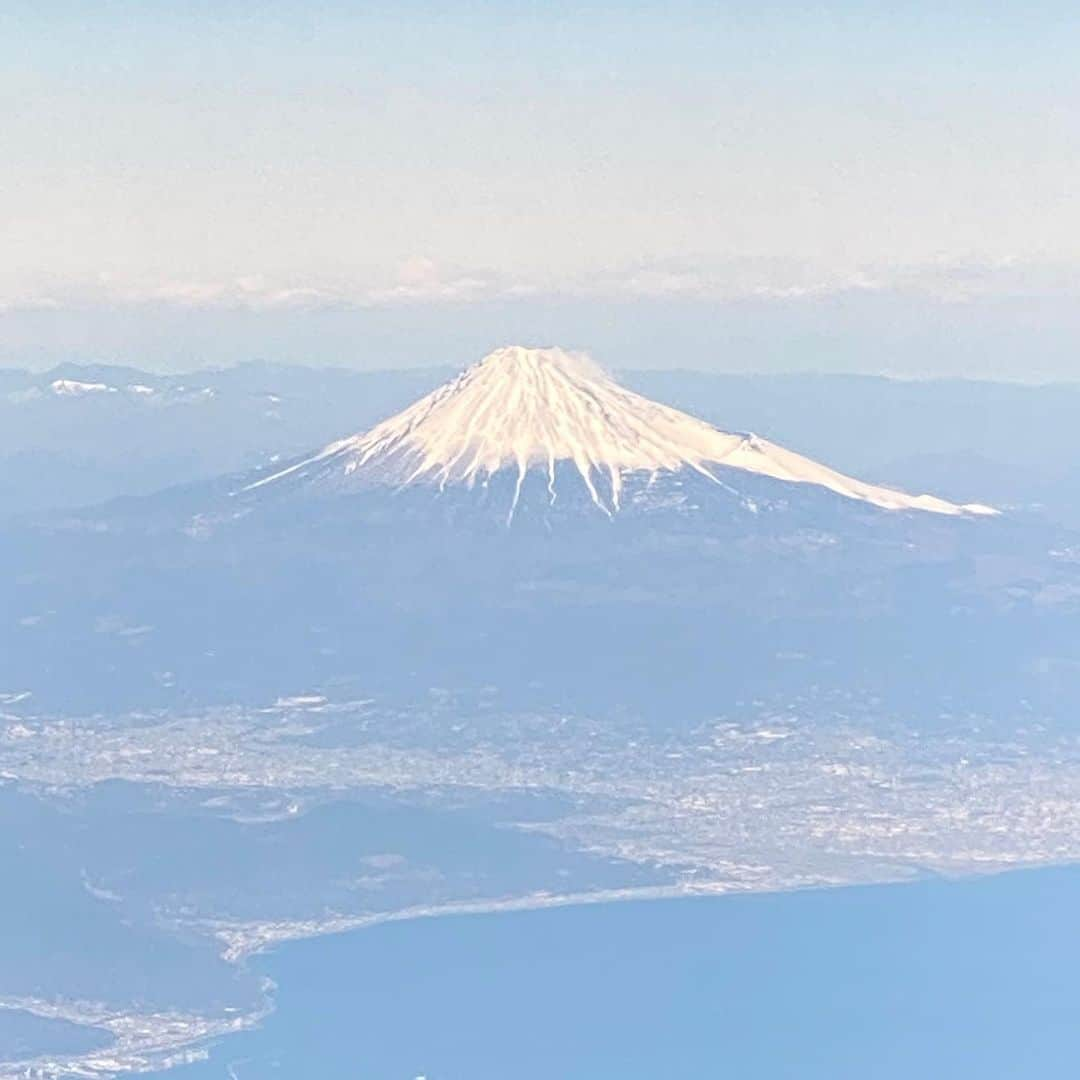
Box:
xmin=168 ymin=867 xmax=1080 ymax=1079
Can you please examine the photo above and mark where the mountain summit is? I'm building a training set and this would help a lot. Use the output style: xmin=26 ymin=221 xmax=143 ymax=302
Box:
xmin=249 ymin=345 xmax=996 ymax=520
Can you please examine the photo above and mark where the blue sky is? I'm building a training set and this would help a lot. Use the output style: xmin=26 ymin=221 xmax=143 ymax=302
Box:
xmin=3 ymin=3 xmax=1080 ymax=376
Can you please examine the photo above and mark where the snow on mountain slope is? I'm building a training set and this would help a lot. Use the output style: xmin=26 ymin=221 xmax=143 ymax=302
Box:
xmin=50 ymin=378 xmax=114 ymax=396
xmin=249 ymin=346 xmax=997 ymax=519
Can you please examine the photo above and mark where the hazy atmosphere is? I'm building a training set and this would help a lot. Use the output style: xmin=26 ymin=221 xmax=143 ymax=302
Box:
xmin=4 ymin=2 xmax=1080 ymax=376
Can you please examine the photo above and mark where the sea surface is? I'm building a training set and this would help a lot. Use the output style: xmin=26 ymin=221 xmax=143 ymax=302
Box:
xmin=164 ymin=866 xmax=1080 ymax=1079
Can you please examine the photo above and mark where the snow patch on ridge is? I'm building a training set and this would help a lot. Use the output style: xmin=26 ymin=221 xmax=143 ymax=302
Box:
xmin=50 ymin=378 xmax=114 ymax=397
xmin=249 ymin=345 xmax=997 ymax=518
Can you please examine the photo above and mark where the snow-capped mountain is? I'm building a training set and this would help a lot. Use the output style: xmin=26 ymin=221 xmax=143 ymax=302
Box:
xmin=6 ymin=349 xmax=1071 ymax=728
xmin=248 ymin=345 xmax=995 ymax=520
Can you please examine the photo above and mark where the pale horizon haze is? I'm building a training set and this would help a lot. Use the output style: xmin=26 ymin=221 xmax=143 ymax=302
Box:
xmin=4 ymin=2 xmax=1080 ymax=379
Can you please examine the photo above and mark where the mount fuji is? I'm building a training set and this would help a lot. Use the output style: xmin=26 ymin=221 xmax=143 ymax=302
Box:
xmin=5 ymin=343 xmax=1043 ymax=720
xmin=243 ymin=346 xmax=995 ymax=523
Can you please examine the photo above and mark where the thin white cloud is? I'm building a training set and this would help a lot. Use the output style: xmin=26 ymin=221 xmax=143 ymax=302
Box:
xmin=0 ymin=296 xmax=63 ymax=314
xmin=359 ymin=256 xmax=526 ymax=306
xmin=3 ymin=257 xmax=1080 ymax=314
xmin=878 ymin=258 xmax=1080 ymax=304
